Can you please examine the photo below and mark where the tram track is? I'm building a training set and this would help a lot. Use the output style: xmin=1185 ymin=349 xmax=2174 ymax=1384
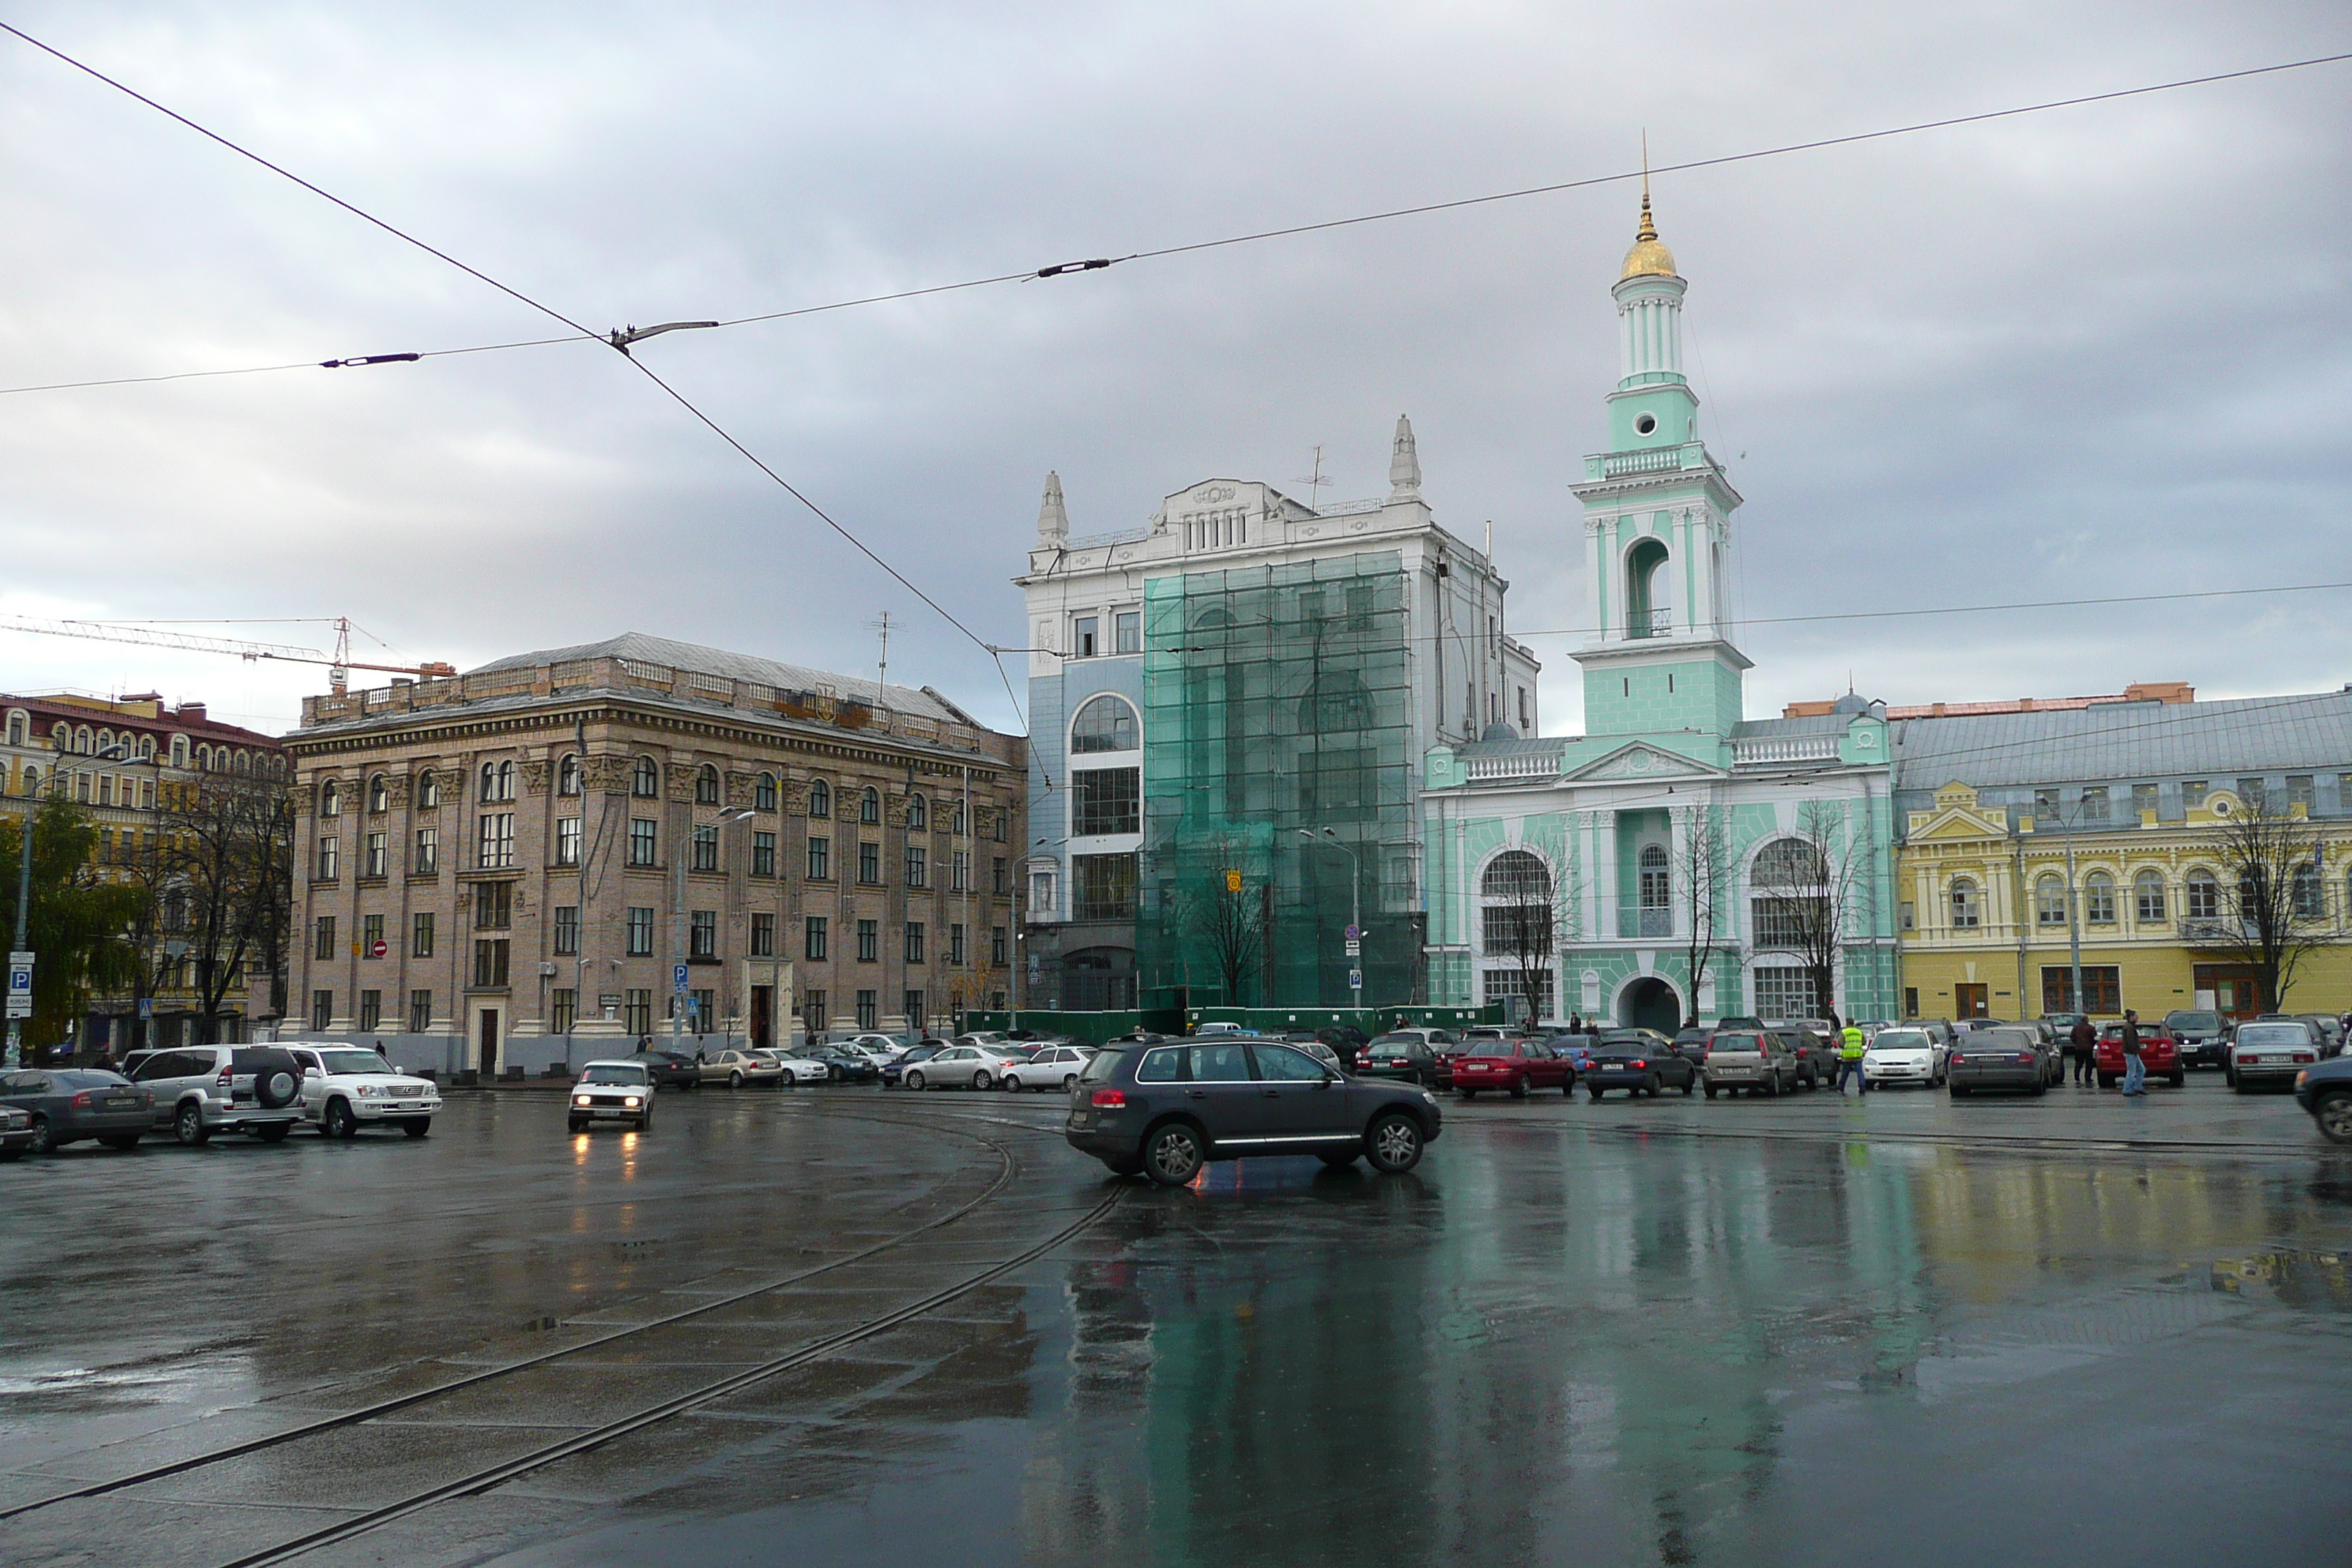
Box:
xmin=0 ymin=1102 xmax=1046 ymax=1527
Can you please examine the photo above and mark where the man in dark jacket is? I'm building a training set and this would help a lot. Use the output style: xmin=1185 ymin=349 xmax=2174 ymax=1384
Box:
xmin=2119 ymin=1010 xmax=2146 ymax=1097
xmin=2068 ymin=1018 xmax=2097 ymax=1085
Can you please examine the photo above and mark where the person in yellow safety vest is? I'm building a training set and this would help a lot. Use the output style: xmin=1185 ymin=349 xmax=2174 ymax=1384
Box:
xmin=1836 ymin=1023 xmax=1869 ymax=1095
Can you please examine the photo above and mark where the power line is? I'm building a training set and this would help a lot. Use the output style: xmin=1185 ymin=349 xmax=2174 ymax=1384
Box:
xmin=7 ymin=48 xmax=2348 ymax=399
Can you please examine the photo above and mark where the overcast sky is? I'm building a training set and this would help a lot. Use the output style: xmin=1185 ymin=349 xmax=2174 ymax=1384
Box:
xmin=3 ymin=1 xmax=2348 ymax=742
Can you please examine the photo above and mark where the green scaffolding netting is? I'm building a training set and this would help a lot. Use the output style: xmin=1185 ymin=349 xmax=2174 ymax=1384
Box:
xmin=1137 ymin=551 xmax=1422 ymax=1008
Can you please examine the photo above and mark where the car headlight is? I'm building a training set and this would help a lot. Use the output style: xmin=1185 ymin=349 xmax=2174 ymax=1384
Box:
xmin=623 ymin=1096 xmax=642 ymax=1108
xmin=573 ymin=1095 xmax=592 ymax=1107
xmin=357 ymin=1084 xmax=380 ymax=1097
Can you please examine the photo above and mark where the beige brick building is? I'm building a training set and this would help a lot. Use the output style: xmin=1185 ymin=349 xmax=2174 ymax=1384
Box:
xmin=283 ymin=634 xmax=1025 ymax=1077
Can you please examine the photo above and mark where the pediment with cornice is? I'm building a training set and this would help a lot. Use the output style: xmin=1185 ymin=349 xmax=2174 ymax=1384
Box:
xmin=1562 ymin=742 xmax=1725 ymax=785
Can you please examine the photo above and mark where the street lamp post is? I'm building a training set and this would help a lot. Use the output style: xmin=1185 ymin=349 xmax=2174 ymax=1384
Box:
xmin=7 ymin=739 xmax=132 ymax=1069
xmin=1298 ymin=826 xmax=1361 ymax=1014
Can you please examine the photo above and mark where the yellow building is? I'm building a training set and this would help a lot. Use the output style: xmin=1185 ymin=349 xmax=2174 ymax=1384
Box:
xmin=1897 ymin=780 xmax=2352 ymax=1022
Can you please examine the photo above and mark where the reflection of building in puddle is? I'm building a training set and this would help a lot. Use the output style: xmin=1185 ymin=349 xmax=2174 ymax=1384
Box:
xmin=2206 ymin=1248 xmax=2352 ymax=1310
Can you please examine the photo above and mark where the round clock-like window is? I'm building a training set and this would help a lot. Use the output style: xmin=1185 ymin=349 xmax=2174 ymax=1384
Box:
xmin=1634 ymin=412 xmax=1658 ymax=437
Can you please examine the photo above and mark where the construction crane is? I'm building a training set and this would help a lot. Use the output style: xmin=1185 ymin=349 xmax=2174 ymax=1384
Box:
xmin=0 ymin=615 xmax=455 ymax=695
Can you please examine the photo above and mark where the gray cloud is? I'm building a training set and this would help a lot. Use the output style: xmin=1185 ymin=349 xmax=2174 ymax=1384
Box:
xmin=2 ymin=1 xmax=2347 ymax=737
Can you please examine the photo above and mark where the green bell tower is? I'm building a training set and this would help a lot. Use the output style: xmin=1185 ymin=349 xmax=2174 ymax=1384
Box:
xmin=1570 ymin=183 xmax=1749 ymax=761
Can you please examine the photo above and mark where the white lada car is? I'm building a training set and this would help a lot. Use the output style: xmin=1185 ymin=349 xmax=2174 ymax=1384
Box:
xmin=1861 ymin=1025 xmax=1947 ymax=1089
xmin=284 ymin=1044 xmax=442 ymax=1138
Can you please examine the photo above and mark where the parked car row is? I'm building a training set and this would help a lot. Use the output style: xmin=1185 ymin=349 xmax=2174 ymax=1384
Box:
xmin=0 ymin=1043 xmax=445 ymax=1154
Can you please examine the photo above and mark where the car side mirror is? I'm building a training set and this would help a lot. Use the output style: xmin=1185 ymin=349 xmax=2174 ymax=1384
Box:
xmin=304 ymin=1066 xmax=323 ymax=1078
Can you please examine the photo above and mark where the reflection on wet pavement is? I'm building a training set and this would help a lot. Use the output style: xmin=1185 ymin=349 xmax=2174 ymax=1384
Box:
xmin=3 ymin=1088 xmax=2346 ymax=1567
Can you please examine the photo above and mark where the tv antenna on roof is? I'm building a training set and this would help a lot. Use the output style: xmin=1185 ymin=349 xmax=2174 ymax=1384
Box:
xmin=866 ymin=611 xmax=892 ymax=704
xmin=1294 ymin=445 xmax=1334 ymax=510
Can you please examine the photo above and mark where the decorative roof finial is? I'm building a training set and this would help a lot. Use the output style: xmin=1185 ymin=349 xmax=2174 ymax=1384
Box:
xmin=1619 ymin=134 xmax=1678 ymax=280
xmin=1037 ymin=470 xmax=1068 ymax=544
xmin=1388 ymin=413 xmax=1422 ymax=501
xmin=1637 ymin=132 xmax=1658 ymax=242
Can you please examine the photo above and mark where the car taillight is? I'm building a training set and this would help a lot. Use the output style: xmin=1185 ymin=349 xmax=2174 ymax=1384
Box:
xmin=1090 ymin=1089 xmax=1126 ymax=1108
xmin=2018 ymin=1054 xmax=2036 ymax=1064
xmin=1629 ymin=1060 xmax=1646 ymax=1069
xmin=217 ymin=1066 xmax=235 ymax=1087
xmin=2296 ymin=1052 xmax=2315 ymax=1063
xmin=72 ymin=1090 xmax=94 ymax=1108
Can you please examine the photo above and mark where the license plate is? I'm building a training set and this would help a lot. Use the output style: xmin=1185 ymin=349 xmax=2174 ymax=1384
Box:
xmin=592 ymin=1107 xmax=630 ymax=1117
xmin=106 ymin=1096 xmax=135 ymax=1108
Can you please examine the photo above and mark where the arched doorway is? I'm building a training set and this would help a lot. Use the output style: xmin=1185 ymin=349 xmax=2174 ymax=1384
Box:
xmin=1618 ymin=977 xmax=1681 ymax=1034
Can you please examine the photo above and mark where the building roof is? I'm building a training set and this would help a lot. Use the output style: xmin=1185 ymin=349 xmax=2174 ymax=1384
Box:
xmin=467 ymin=633 xmax=976 ymax=727
xmin=1 ymin=691 xmax=283 ymax=749
xmin=1786 ymin=681 xmax=2194 ymax=720
xmin=1890 ymin=689 xmax=2352 ymax=788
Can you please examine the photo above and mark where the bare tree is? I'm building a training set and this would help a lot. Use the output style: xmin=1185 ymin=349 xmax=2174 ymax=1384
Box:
xmin=139 ymin=771 xmax=293 ymax=1043
xmin=1191 ymin=863 xmax=1267 ymax=1006
xmin=2212 ymin=804 xmax=2331 ymax=1011
xmin=1676 ymin=807 xmax=1730 ymax=1027
xmin=1480 ymin=848 xmax=1573 ymax=1025
xmin=1759 ymin=802 xmax=1865 ymax=1022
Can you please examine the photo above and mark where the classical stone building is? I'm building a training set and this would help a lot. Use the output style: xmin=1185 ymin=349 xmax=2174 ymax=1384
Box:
xmin=1 ymin=690 xmax=290 ymax=1050
xmin=282 ymin=634 xmax=1025 ymax=1077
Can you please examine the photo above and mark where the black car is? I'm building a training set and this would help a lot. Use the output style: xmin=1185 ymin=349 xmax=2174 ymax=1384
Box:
xmin=1670 ymin=1028 xmax=1710 ymax=1067
xmin=1357 ymin=1033 xmax=1450 ymax=1088
xmin=1066 ymin=1038 xmax=1441 ymax=1184
xmin=0 ymin=1068 xmax=156 ymax=1153
xmin=1771 ymin=1028 xmax=1833 ymax=1090
xmin=797 ymin=1044 xmax=880 ymax=1084
xmin=2163 ymin=1009 xmax=2232 ymax=1070
xmin=630 ymin=1049 xmax=702 ymax=1090
xmin=882 ymin=1042 xmax=946 ymax=1085
xmin=2293 ymin=1056 xmax=2352 ymax=1145
xmin=1583 ymin=1036 xmax=1699 ymax=1099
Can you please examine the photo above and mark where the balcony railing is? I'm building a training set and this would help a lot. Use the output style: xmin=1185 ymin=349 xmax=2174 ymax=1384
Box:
xmin=1625 ymin=607 xmax=1675 ymax=640
xmin=1617 ymin=905 xmax=1673 ymax=940
xmin=1463 ymin=749 xmax=1564 ymax=782
xmin=1733 ymin=734 xmax=1842 ymax=767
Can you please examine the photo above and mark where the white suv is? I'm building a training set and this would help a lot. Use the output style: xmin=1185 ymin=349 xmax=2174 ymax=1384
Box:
xmin=284 ymin=1044 xmax=442 ymax=1137
xmin=121 ymin=1045 xmax=306 ymax=1145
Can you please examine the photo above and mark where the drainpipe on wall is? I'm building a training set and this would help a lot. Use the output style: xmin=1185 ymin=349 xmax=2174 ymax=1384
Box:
xmin=2012 ymin=822 xmax=2028 ymax=1017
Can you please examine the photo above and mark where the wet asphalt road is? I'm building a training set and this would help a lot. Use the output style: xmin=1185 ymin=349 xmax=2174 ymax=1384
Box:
xmin=1 ymin=1074 xmax=2346 ymax=1568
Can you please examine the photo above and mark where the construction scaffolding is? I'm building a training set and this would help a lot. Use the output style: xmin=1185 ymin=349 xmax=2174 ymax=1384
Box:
xmin=1137 ymin=551 xmax=1422 ymax=1009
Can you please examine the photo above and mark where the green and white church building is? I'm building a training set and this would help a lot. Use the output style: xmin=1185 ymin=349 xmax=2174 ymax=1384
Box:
xmin=1421 ymin=193 xmax=1899 ymax=1030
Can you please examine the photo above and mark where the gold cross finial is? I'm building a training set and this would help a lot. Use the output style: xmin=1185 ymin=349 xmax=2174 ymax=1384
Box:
xmin=1637 ymin=132 xmax=1657 ymax=241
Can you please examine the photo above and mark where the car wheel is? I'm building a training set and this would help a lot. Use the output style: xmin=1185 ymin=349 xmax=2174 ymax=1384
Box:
xmin=1002 ymin=1074 xmax=1022 ymax=1093
xmin=175 ymin=1103 xmax=211 ymax=1146
xmin=99 ymin=1133 xmax=140 ymax=1150
xmin=2315 ymin=1090 xmax=2352 ymax=1145
xmin=730 ymin=1071 xmax=745 ymax=1090
xmin=252 ymin=1123 xmax=290 ymax=1142
xmin=637 ymin=1112 xmax=653 ymax=1132
xmin=1679 ymin=1075 xmax=1695 ymax=1097
xmin=26 ymin=1116 xmax=53 ymax=1156
xmin=403 ymin=1118 xmax=431 ymax=1138
xmin=1366 ymin=1112 xmax=1425 ymax=1174
xmin=2169 ymin=1071 xmax=2186 ymax=1088
xmin=2233 ymin=1076 xmax=2252 ymax=1095
xmin=568 ymin=1117 xmax=587 ymax=1132
xmin=1063 ymin=1074 xmax=1078 ymax=1091
xmin=973 ymin=1069 xmax=994 ymax=1090
xmin=1509 ymin=1075 xmax=1529 ymax=1100
xmin=1704 ymin=1085 xmax=1718 ymax=1100
xmin=1643 ymin=1073 xmax=1661 ymax=1098
xmin=905 ymin=1069 xmax=927 ymax=1091
xmin=324 ymin=1100 xmax=358 ymax=1139
xmin=1145 ymin=1123 xmax=1205 ymax=1186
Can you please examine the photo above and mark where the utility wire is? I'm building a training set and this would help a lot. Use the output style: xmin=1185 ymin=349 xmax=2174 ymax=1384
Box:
xmin=0 ymin=18 xmax=1001 ymax=673
xmin=7 ymin=47 xmax=2348 ymax=399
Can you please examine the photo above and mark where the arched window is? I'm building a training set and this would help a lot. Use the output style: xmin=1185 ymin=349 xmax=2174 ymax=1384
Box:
xmin=1752 ymin=837 xmax=1828 ymax=889
xmin=75 ymin=725 xmax=93 ymax=753
xmin=1480 ymin=849 xmax=1551 ymax=901
xmin=695 ymin=765 xmax=720 ymax=806
xmin=754 ymin=772 xmax=777 ymax=812
xmin=1298 ymin=670 xmax=1371 ymax=734
xmin=2236 ymin=867 xmax=2266 ymax=918
xmin=908 ymin=794 xmax=927 ymax=831
xmin=478 ymin=759 xmax=515 ymax=803
xmin=807 ymin=777 xmax=831 ymax=818
xmin=2292 ymin=861 xmax=2323 ymax=921
xmin=416 ymin=769 xmax=440 ymax=809
xmin=169 ymin=735 xmax=189 ymax=768
xmin=367 ymin=774 xmax=389 ymax=814
xmin=1950 ymin=878 xmax=1980 ymax=929
xmin=2084 ymin=870 xmax=2116 ymax=924
xmin=557 ymin=754 xmax=581 ymax=797
xmin=2035 ymin=872 xmax=2068 ymax=927
xmin=97 ymin=728 xmax=114 ymax=751
xmin=320 ymin=780 xmax=341 ymax=818
xmin=1638 ymin=843 xmax=1670 ymax=910
xmin=633 ymin=757 xmax=660 ymax=799
xmin=233 ymin=750 xmax=251 ymax=774
xmin=1624 ymin=536 xmax=1671 ymax=638
xmin=20 ymin=766 xmax=37 ymax=796
xmin=2185 ymin=870 xmax=2220 ymax=920
xmin=50 ymin=723 xmax=69 ymax=750
xmin=4 ymin=712 xmax=23 ymax=747
xmin=1070 ymin=695 xmax=1139 ymax=754
xmin=860 ymin=787 xmax=881 ymax=825
xmin=2135 ymin=870 xmax=2166 ymax=922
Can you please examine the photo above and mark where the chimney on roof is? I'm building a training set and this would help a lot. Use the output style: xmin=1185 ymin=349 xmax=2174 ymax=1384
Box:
xmin=177 ymin=701 xmax=206 ymax=723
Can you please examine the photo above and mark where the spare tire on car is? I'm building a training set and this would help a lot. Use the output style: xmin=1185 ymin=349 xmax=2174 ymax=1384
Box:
xmin=236 ymin=1048 xmax=304 ymax=1109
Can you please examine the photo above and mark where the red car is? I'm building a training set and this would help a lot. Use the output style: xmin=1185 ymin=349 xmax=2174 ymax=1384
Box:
xmin=1451 ymin=1041 xmax=1575 ymax=1099
xmin=2094 ymin=1024 xmax=2184 ymax=1088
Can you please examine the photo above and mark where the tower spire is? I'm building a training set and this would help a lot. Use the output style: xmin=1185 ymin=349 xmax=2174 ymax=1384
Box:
xmin=1637 ymin=132 xmax=1658 ymax=243
xmin=1036 ymin=470 xmax=1068 ymax=545
xmin=1388 ymin=413 xmax=1422 ymax=501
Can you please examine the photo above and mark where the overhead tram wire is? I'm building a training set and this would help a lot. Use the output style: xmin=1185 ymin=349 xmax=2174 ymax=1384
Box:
xmin=5 ymin=46 xmax=2349 ymax=399
xmin=0 ymin=18 xmax=1010 ymax=698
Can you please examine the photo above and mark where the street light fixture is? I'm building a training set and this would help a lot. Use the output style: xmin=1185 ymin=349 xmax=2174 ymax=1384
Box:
xmin=1297 ymin=826 xmax=1361 ymax=1013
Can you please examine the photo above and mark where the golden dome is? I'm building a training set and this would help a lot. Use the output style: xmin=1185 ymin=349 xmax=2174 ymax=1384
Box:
xmin=1620 ymin=190 xmax=1677 ymax=280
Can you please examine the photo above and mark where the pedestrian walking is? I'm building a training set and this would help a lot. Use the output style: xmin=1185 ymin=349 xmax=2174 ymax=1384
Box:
xmin=2119 ymin=1009 xmax=2146 ymax=1096
xmin=2068 ymin=1017 xmax=2097 ymax=1085
xmin=1836 ymin=1022 xmax=1869 ymax=1095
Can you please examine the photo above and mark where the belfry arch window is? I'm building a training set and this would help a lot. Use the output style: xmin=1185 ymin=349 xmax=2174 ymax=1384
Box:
xmin=1625 ymin=536 xmax=1671 ymax=639
xmin=1071 ymin=694 xmax=1139 ymax=754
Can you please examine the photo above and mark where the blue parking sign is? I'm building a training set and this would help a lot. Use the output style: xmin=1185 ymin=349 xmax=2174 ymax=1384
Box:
xmin=673 ymin=963 xmax=690 ymax=993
